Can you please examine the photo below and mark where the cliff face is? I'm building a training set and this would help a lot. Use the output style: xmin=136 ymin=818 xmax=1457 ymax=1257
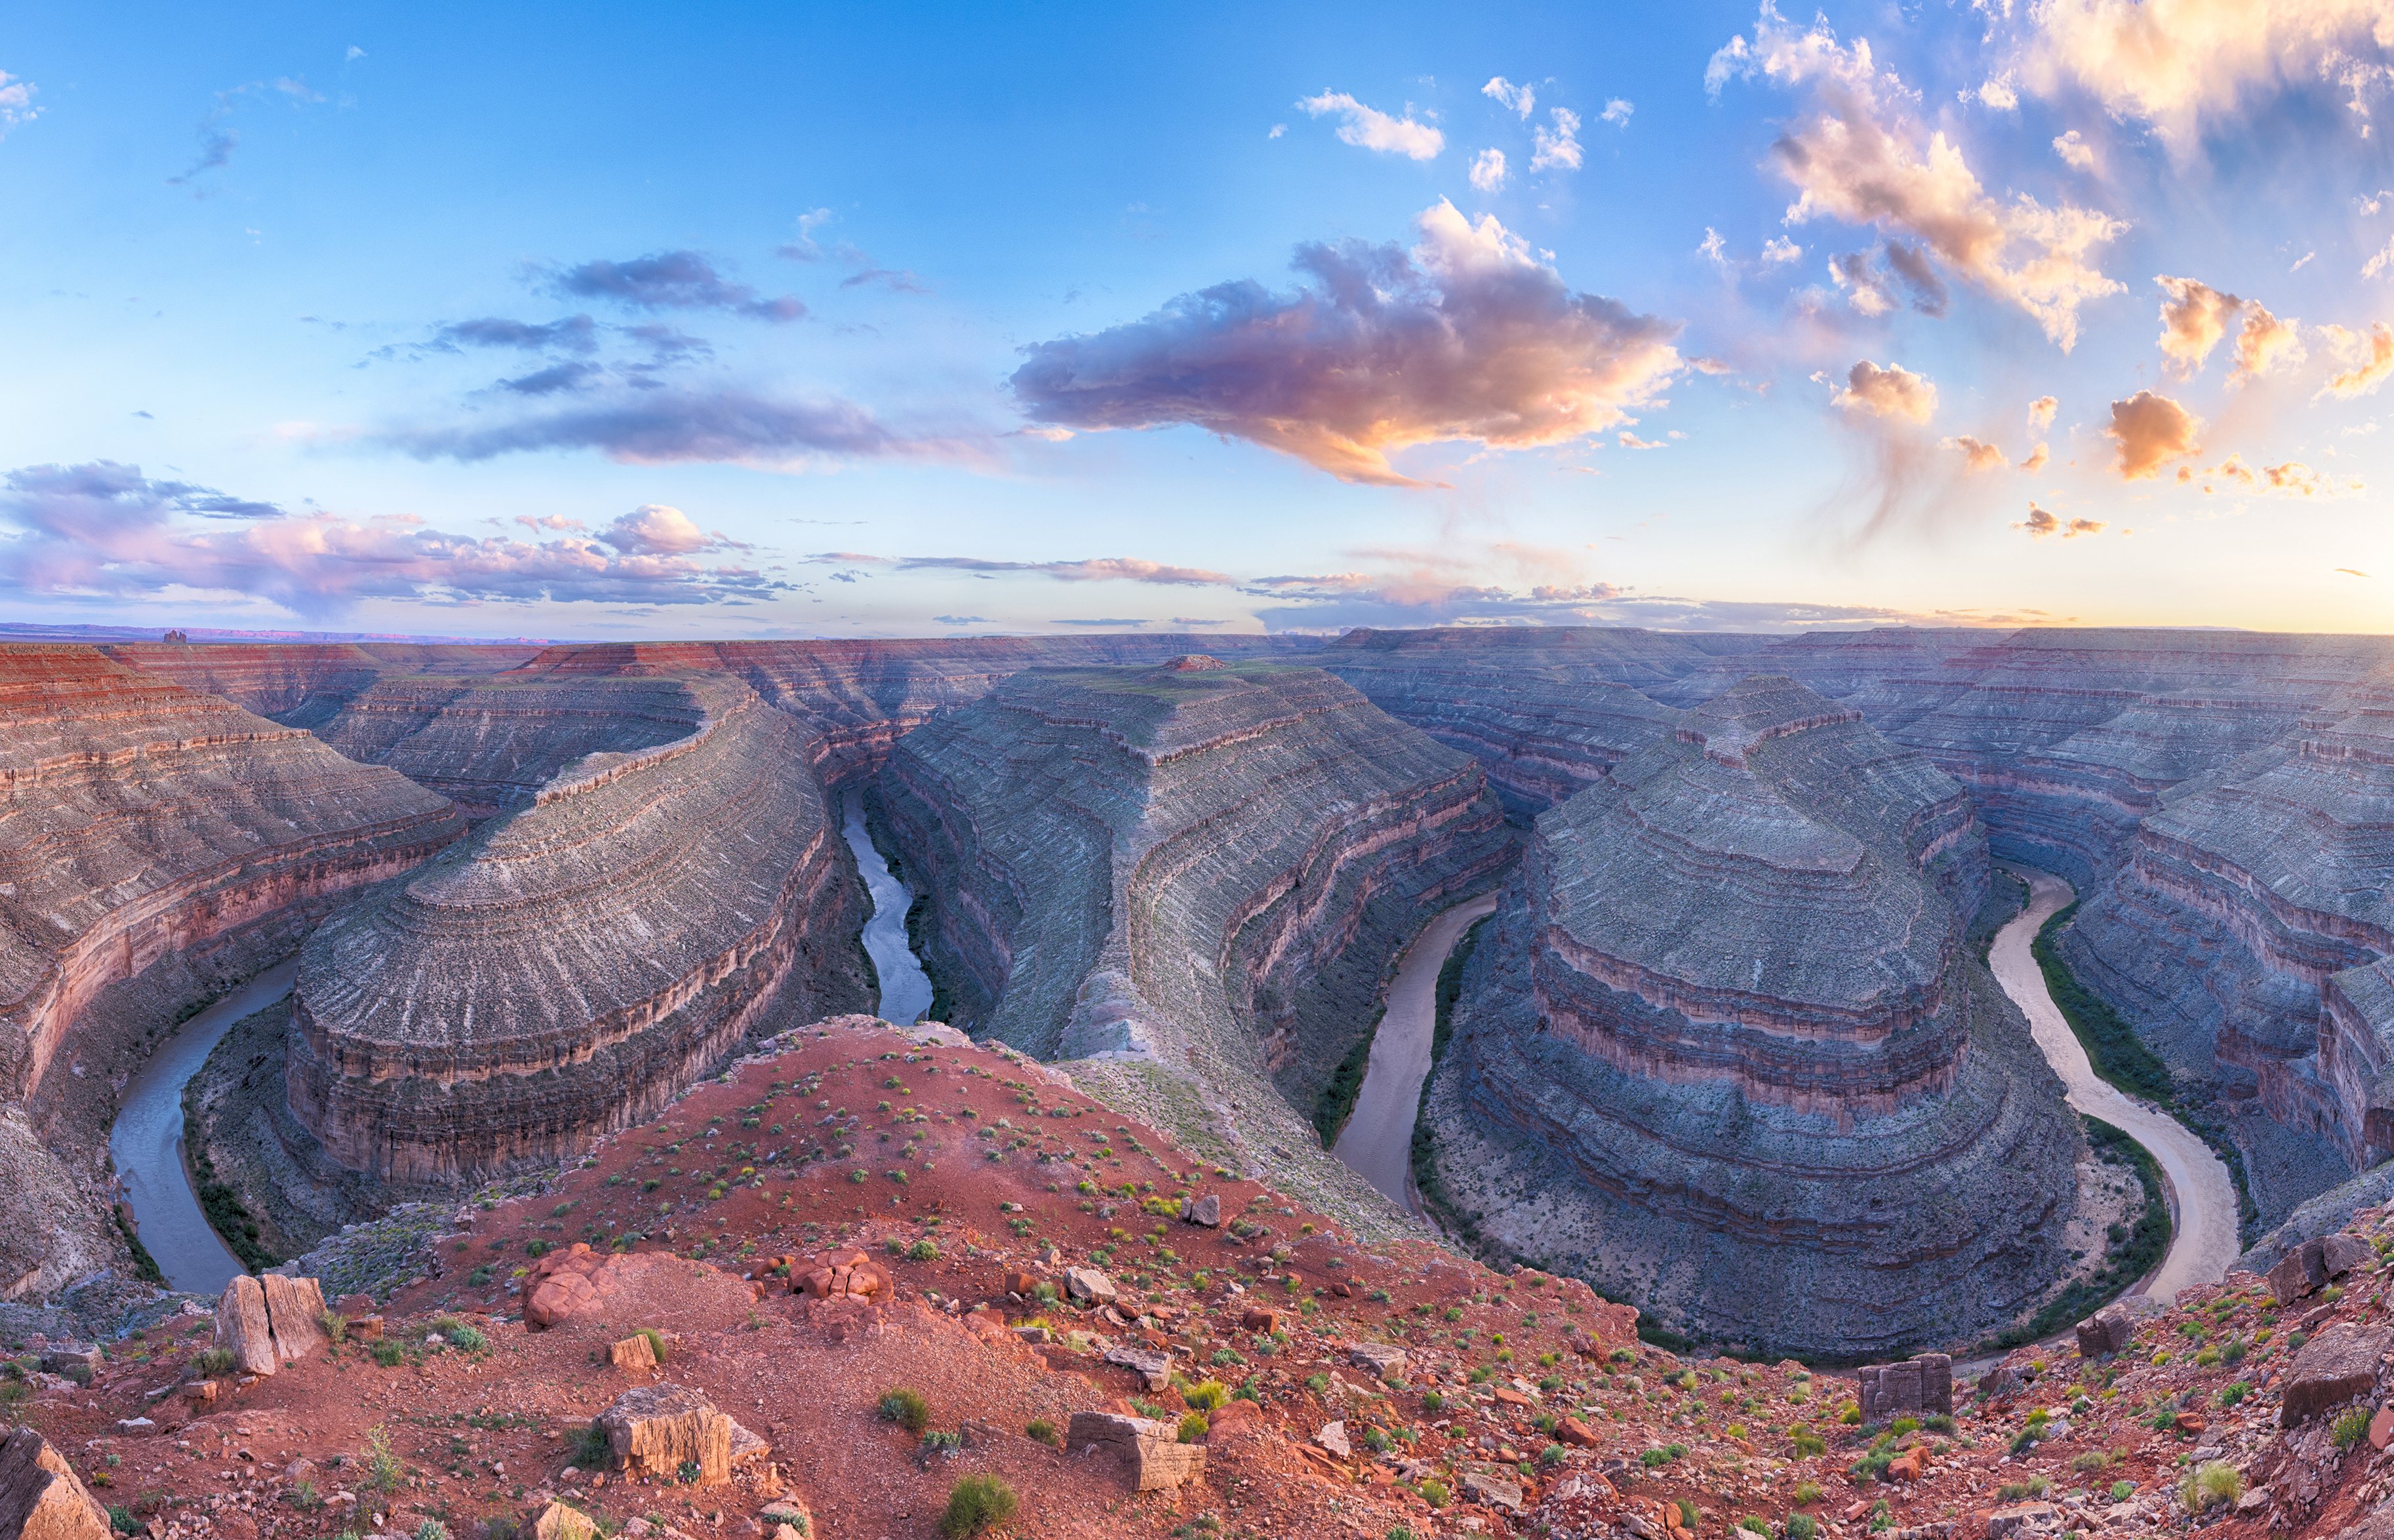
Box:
xmin=96 ymin=642 xmax=539 ymax=730
xmin=286 ymin=673 xmax=869 ymax=1182
xmin=880 ymin=659 xmax=1513 ymax=1212
xmin=1438 ymin=675 xmax=2077 ymax=1355
xmin=0 ymin=645 xmax=467 ymax=1101
xmin=315 ymin=675 xmax=711 ymax=818
xmin=498 ymin=634 xmax=1328 ymax=787
xmin=2061 ymin=675 xmax=2394 ymax=1174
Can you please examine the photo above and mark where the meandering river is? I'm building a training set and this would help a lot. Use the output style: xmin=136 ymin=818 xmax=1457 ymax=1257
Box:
xmin=109 ymin=957 xmax=298 ymax=1295
xmin=1989 ymin=863 xmax=2241 ymax=1301
xmin=843 ymin=787 xmax=936 ymax=1026
xmin=1333 ymin=893 xmax=1501 ymax=1215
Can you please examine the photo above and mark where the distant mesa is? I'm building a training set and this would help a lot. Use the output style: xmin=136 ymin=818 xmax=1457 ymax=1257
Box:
xmin=1433 ymin=675 xmax=2079 ymax=1355
xmin=1161 ymin=654 xmax=1226 ymax=671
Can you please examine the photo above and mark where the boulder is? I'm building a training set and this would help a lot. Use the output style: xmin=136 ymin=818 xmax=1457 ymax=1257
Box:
xmin=1064 ymin=1412 xmax=1205 ymax=1491
xmin=2076 ymin=1305 xmax=2134 ymax=1358
xmin=2324 ymin=1233 xmax=2378 ymax=1278
xmin=2269 ymin=1239 xmax=2331 ymax=1305
xmin=1347 ymin=1343 xmax=1408 ymax=1383
xmin=0 ymin=1427 xmax=113 ymax=1540
xmin=529 ymin=1502 xmax=597 ymax=1540
xmin=757 ymin=1501 xmax=814 ymax=1540
xmin=595 ymin=1384 xmax=732 ymax=1486
xmin=1315 ymin=1423 xmax=1350 ymax=1458
xmin=794 ymin=1249 xmax=889 ymax=1301
xmin=36 ymin=1345 xmax=100 ymax=1380
xmin=2281 ymin=1324 xmax=2391 ymax=1426
xmin=608 ymin=1335 xmax=658 ymax=1371
xmin=1238 ymin=1307 xmax=1280 ymax=1335
xmin=1102 ymin=1345 xmax=1173 ymax=1391
xmin=1064 ymin=1267 xmax=1118 ymax=1304
xmin=346 ymin=1316 xmax=385 ymax=1344
xmin=1463 ymin=1472 xmax=1525 ymax=1513
xmin=214 ymin=1276 xmax=278 ymax=1377
xmin=1180 ymin=1194 xmax=1221 ymax=1227
xmin=262 ymin=1275 xmax=330 ymax=1364
xmin=1985 ymin=1504 xmax=2056 ymax=1539
xmin=2372 ymin=1405 xmax=2394 ymax=1452
xmin=1559 ymin=1417 xmax=1601 ymax=1448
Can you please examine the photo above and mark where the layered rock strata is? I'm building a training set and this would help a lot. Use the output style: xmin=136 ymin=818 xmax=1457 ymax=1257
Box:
xmin=2061 ymin=671 xmax=2394 ymax=1206
xmin=315 ymin=675 xmax=711 ymax=817
xmin=498 ymin=634 xmax=1327 ymax=786
xmin=1436 ymin=676 xmax=2078 ymax=1354
xmin=881 ymin=659 xmax=1513 ymax=1200
xmin=96 ymin=641 xmax=538 ymax=729
xmin=287 ymin=673 xmax=869 ymax=1181
xmin=0 ymin=644 xmax=466 ymax=1100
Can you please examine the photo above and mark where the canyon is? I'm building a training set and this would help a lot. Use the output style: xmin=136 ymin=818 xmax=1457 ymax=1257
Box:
xmin=7 ymin=624 xmax=2394 ymax=1362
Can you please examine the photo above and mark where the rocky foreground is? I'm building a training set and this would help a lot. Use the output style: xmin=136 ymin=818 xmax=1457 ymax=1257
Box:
xmin=14 ymin=1014 xmax=2394 ymax=1540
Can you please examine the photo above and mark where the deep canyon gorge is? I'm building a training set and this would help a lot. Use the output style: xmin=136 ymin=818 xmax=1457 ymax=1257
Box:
xmin=8 ymin=624 xmax=2394 ymax=1361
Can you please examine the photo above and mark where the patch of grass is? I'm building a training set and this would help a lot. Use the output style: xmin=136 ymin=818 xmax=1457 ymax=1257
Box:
xmin=372 ymin=1341 xmax=405 ymax=1368
xmin=878 ymin=1387 xmax=930 ymax=1436
xmin=2336 ymin=1409 xmax=2374 ymax=1451
xmin=2182 ymin=1461 xmax=2244 ymax=1512
xmin=1794 ymin=1482 xmax=1822 ymax=1506
xmin=1026 ymin=1419 xmax=1058 ymax=1447
xmin=635 ymin=1328 xmax=667 ymax=1364
xmin=937 ymin=1473 xmax=1017 ymax=1539
xmin=363 ymin=1427 xmax=404 ymax=1493
xmin=195 ymin=1347 xmax=234 ymax=1377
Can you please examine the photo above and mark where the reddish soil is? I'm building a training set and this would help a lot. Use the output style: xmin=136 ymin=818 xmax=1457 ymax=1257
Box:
xmin=20 ymin=1017 xmax=2394 ymax=1540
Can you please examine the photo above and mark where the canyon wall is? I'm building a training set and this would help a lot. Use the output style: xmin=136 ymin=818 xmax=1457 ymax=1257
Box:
xmin=0 ymin=644 xmax=468 ymax=1101
xmin=96 ymin=642 xmax=538 ymax=729
xmin=1432 ymin=675 xmax=2077 ymax=1355
xmin=286 ymin=673 xmax=870 ymax=1181
xmin=880 ymin=657 xmax=1513 ymax=1214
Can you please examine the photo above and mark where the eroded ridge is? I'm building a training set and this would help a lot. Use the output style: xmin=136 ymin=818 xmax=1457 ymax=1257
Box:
xmin=0 ymin=644 xmax=467 ymax=1100
xmin=881 ymin=660 xmax=1513 ymax=1217
xmin=2063 ymin=667 xmax=2394 ymax=1190
xmin=287 ymin=673 xmax=869 ymax=1181
xmin=1435 ymin=675 xmax=2079 ymax=1355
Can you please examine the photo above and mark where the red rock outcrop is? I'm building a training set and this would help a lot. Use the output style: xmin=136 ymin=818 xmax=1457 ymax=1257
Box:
xmin=287 ymin=673 xmax=869 ymax=1180
xmin=0 ymin=645 xmax=466 ymax=1099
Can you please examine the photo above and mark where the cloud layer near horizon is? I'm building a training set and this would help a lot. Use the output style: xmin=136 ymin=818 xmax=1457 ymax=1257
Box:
xmin=0 ymin=464 xmax=783 ymax=616
xmin=1007 ymin=201 xmax=1681 ymax=486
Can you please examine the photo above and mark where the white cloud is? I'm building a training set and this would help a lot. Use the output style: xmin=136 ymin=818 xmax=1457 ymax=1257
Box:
xmin=2029 ymin=395 xmax=2059 ymax=427
xmin=1530 ymin=108 xmax=1584 ymax=171
xmin=2320 ymin=321 xmax=2394 ymax=397
xmin=2366 ymin=233 xmax=2394 ymax=278
xmin=1833 ymin=360 xmax=1939 ymax=422
xmin=1268 ymin=123 xmax=1287 ymax=139
xmin=2052 ymin=129 xmax=2097 ymax=170
xmin=1601 ymin=98 xmax=1635 ymax=125
xmin=1761 ymin=235 xmax=1804 ymax=265
xmin=1483 ymin=76 xmax=1536 ymax=118
xmin=1970 ymin=71 xmax=2021 ymax=109
xmin=1297 ymin=91 xmax=1444 ymax=159
xmin=1709 ymin=5 xmax=2127 ymax=350
xmin=1699 ymin=227 xmax=1728 ymax=264
xmin=0 ymin=70 xmax=37 ymax=134
xmin=1470 ymin=148 xmax=1509 ymax=191
xmin=2023 ymin=0 xmax=2394 ymax=151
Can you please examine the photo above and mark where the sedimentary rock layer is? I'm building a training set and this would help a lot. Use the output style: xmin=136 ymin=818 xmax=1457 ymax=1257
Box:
xmin=498 ymin=634 xmax=1327 ymax=785
xmin=0 ymin=644 xmax=466 ymax=1099
xmin=881 ymin=658 xmax=1513 ymax=1187
xmin=1439 ymin=675 xmax=2075 ymax=1354
xmin=315 ymin=675 xmax=711 ymax=816
xmin=288 ymin=673 xmax=869 ymax=1181
xmin=2061 ymin=672 xmax=2394 ymax=1196
xmin=97 ymin=642 xmax=538 ymax=729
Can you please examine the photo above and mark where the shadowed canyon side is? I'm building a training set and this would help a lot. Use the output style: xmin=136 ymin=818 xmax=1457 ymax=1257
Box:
xmin=879 ymin=657 xmax=1515 ymax=1224
xmin=286 ymin=672 xmax=871 ymax=1182
xmin=1423 ymin=675 xmax=2081 ymax=1356
xmin=0 ymin=644 xmax=466 ymax=1297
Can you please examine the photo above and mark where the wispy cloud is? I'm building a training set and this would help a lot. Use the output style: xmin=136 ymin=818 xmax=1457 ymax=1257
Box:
xmin=2018 ymin=501 xmax=2105 ymax=538
xmin=1482 ymin=77 xmax=1536 ymax=118
xmin=1709 ymin=4 xmax=2126 ymax=349
xmin=1296 ymin=91 xmax=1444 ymax=159
xmin=1008 ymin=201 xmax=1680 ymax=487
xmin=378 ymin=389 xmax=976 ymax=468
xmin=871 ymin=555 xmax=1234 ymax=586
xmin=0 ymin=463 xmax=788 ymax=616
xmin=0 ymin=69 xmax=39 ymax=134
xmin=546 ymin=250 xmax=806 ymax=322
xmin=1530 ymin=107 xmax=1583 ymax=170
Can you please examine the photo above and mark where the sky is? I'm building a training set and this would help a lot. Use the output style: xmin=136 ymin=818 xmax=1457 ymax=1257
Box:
xmin=5 ymin=1 xmax=2394 ymax=641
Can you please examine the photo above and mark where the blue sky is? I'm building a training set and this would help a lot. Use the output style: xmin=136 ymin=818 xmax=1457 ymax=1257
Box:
xmin=5 ymin=0 xmax=2394 ymax=640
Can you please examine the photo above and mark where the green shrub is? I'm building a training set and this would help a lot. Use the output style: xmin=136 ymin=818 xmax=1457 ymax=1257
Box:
xmin=570 ymin=1425 xmax=609 ymax=1467
xmin=636 ymin=1328 xmax=668 ymax=1364
xmin=1178 ymin=1412 xmax=1209 ymax=1443
xmin=1737 ymin=1520 xmax=1770 ymax=1535
xmin=1538 ymin=1444 xmax=1566 ymax=1467
xmin=2110 ymin=1480 xmax=2134 ymax=1501
xmin=318 ymin=1311 xmax=349 ymax=1344
xmin=907 ymin=1240 xmax=940 ymax=1263
xmin=1416 ymin=1479 xmax=1450 ymax=1507
xmin=937 ymin=1474 xmax=1018 ymax=1539
xmin=2336 ymin=1410 xmax=2373 ymax=1451
xmin=1026 ymin=1419 xmax=1058 ymax=1447
xmin=195 ymin=1347 xmax=234 ymax=1376
xmin=878 ymin=1388 xmax=930 ymax=1436
xmin=1787 ymin=1516 xmax=1819 ymax=1540
xmin=1793 ymin=1482 xmax=1822 ymax=1506
xmin=2182 ymin=1461 xmax=2244 ymax=1512
xmin=363 ymin=1427 xmax=404 ymax=1493
xmin=372 ymin=1341 xmax=404 ymax=1368
xmin=1837 ymin=1403 xmax=1862 ymax=1425
xmin=1184 ymin=1379 xmax=1229 ymax=1412
xmin=432 ymin=1317 xmax=486 ymax=1352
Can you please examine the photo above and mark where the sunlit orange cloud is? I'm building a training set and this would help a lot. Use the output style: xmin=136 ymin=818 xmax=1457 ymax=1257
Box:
xmin=2106 ymin=391 xmax=2203 ymax=478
